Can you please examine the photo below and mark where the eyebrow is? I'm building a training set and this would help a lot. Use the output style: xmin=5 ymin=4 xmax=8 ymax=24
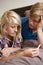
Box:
xmin=33 ymin=17 xmax=41 ymax=23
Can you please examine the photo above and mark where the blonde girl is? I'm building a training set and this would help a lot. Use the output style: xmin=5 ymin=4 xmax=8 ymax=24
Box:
xmin=0 ymin=11 xmax=22 ymax=56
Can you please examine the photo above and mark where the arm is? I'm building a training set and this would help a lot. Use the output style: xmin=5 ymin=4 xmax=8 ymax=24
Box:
xmin=0 ymin=47 xmax=39 ymax=61
xmin=37 ymin=22 xmax=43 ymax=48
xmin=1 ymin=47 xmax=20 ymax=57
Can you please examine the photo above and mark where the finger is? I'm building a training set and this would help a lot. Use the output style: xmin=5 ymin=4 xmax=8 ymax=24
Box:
xmin=32 ymin=51 xmax=39 ymax=57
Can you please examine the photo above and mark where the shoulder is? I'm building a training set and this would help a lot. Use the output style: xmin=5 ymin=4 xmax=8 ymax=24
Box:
xmin=21 ymin=16 xmax=29 ymax=23
xmin=0 ymin=38 xmax=9 ymax=44
xmin=0 ymin=37 xmax=3 ymax=42
xmin=21 ymin=17 xmax=29 ymax=29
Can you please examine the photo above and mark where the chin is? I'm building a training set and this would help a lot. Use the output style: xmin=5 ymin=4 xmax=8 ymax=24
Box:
xmin=30 ymin=27 xmax=36 ymax=30
xmin=9 ymin=34 xmax=15 ymax=37
xmin=30 ymin=27 xmax=34 ymax=29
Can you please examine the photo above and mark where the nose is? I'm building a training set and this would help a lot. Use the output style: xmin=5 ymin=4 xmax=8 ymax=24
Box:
xmin=15 ymin=27 xmax=18 ymax=32
xmin=41 ymin=16 xmax=43 ymax=23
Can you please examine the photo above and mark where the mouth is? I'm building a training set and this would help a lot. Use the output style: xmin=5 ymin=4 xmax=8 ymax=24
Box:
xmin=29 ymin=24 xmax=34 ymax=28
xmin=10 ymin=33 xmax=16 ymax=36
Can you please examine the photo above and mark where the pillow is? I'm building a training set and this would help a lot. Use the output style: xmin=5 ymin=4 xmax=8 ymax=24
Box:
xmin=25 ymin=10 xmax=30 ymax=17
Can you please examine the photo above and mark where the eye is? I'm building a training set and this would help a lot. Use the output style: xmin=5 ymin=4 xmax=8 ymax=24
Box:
xmin=11 ymin=26 xmax=15 ymax=28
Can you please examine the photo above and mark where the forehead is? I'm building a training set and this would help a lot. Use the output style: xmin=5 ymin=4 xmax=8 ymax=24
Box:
xmin=8 ymin=22 xmax=19 ymax=26
xmin=32 ymin=15 xmax=40 ymax=18
xmin=31 ymin=16 xmax=41 ymax=21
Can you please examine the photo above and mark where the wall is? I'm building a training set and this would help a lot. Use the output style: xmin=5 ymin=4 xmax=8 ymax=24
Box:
xmin=0 ymin=0 xmax=43 ymax=17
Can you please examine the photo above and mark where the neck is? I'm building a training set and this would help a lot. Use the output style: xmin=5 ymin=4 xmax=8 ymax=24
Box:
xmin=6 ymin=34 xmax=14 ymax=41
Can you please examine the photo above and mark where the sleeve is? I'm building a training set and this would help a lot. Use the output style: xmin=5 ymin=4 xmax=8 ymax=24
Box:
xmin=0 ymin=39 xmax=2 ymax=50
xmin=16 ymin=37 xmax=23 ymax=48
xmin=21 ymin=17 xmax=29 ymax=23
xmin=0 ymin=39 xmax=3 ymax=57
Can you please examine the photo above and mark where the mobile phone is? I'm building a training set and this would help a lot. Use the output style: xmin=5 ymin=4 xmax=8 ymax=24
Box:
xmin=37 ymin=44 xmax=41 ymax=49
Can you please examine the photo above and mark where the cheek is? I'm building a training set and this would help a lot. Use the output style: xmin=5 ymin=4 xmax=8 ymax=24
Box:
xmin=29 ymin=21 xmax=34 ymax=26
xmin=7 ymin=28 xmax=13 ymax=33
xmin=33 ymin=23 xmax=39 ymax=29
xmin=34 ymin=23 xmax=38 ymax=27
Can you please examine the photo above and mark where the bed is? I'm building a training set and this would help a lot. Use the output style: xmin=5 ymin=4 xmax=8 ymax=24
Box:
xmin=0 ymin=5 xmax=43 ymax=65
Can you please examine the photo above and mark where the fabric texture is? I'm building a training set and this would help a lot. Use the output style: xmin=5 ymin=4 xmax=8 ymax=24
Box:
xmin=0 ymin=38 xmax=22 ymax=50
xmin=21 ymin=17 xmax=37 ymax=40
xmin=0 ymin=49 xmax=43 ymax=65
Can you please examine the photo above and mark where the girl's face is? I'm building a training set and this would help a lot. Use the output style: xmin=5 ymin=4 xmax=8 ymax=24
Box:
xmin=6 ymin=23 xmax=20 ymax=37
xmin=29 ymin=16 xmax=41 ymax=31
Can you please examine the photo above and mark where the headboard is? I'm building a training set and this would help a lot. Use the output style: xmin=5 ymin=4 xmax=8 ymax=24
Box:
xmin=10 ymin=5 xmax=32 ymax=17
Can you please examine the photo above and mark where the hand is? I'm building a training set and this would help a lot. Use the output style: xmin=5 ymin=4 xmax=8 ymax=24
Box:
xmin=37 ymin=22 xmax=43 ymax=48
xmin=37 ymin=15 xmax=43 ymax=30
xmin=24 ymin=48 xmax=39 ymax=57
xmin=37 ymin=22 xmax=43 ymax=32
xmin=1 ymin=47 xmax=20 ymax=57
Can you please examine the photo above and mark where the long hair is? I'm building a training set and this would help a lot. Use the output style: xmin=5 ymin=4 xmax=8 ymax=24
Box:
xmin=30 ymin=2 xmax=43 ymax=18
xmin=0 ymin=11 xmax=22 ymax=41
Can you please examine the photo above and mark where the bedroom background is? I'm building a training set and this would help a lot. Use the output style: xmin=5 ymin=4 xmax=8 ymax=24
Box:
xmin=0 ymin=0 xmax=43 ymax=17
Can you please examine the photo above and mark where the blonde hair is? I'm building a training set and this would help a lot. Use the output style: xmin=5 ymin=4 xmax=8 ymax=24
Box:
xmin=0 ymin=11 xmax=22 ymax=41
xmin=30 ymin=2 xmax=43 ymax=18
